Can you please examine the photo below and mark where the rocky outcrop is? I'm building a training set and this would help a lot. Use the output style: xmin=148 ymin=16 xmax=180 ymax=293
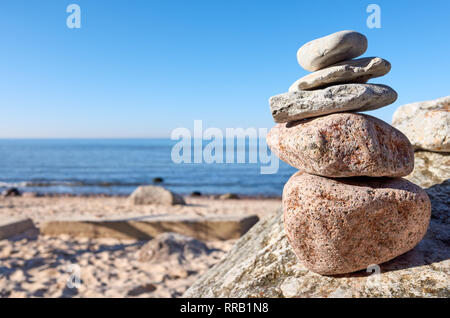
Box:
xmin=405 ymin=151 xmax=450 ymax=188
xmin=392 ymin=96 xmax=450 ymax=152
xmin=183 ymin=181 xmax=449 ymax=298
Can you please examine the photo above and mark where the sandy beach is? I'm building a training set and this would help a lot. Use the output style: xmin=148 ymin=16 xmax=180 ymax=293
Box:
xmin=0 ymin=195 xmax=281 ymax=297
xmin=0 ymin=195 xmax=281 ymax=225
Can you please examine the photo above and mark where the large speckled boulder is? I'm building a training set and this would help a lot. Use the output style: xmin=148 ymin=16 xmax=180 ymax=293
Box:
xmin=283 ymin=172 xmax=431 ymax=275
xmin=127 ymin=186 xmax=185 ymax=205
xmin=289 ymin=57 xmax=391 ymax=91
xmin=270 ymin=84 xmax=397 ymax=123
xmin=297 ymin=30 xmax=368 ymax=72
xmin=405 ymin=151 xmax=450 ymax=188
xmin=266 ymin=113 xmax=414 ymax=177
xmin=184 ymin=180 xmax=449 ymax=298
xmin=392 ymin=96 xmax=450 ymax=152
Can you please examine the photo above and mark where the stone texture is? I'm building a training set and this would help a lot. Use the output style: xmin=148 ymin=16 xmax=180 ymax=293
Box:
xmin=184 ymin=180 xmax=449 ymax=298
xmin=0 ymin=218 xmax=37 ymax=240
xmin=297 ymin=30 xmax=368 ymax=72
xmin=138 ymin=232 xmax=212 ymax=263
xmin=289 ymin=57 xmax=391 ymax=91
xmin=40 ymin=214 xmax=259 ymax=241
xmin=392 ymin=96 xmax=450 ymax=152
xmin=127 ymin=185 xmax=185 ymax=205
xmin=270 ymin=84 xmax=397 ymax=123
xmin=267 ymin=113 xmax=414 ymax=177
xmin=405 ymin=151 xmax=450 ymax=188
xmin=283 ymin=172 xmax=431 ymax=275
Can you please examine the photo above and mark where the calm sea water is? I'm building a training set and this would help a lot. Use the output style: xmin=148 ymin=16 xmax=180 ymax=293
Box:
xmin=0 ymin=139 xmax=295 ymax=196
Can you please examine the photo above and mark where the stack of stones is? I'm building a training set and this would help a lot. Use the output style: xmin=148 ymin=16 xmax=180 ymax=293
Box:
xmin=267 ymin=30 xmax=432 ymax=275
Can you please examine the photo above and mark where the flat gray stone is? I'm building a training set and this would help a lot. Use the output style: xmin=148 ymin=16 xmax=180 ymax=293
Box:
xmin=0 ymin=218 xmax=36 ymax=240
xmin=289 ymin=57 xmax=391 ymax=91
xmin=270 ymin=84 xmax=397 ymax=123
xmin=40 ymin=214 xmax=259 ymax=241
xmin=392 ymin=96 xmax=450 ymax=152
xmin=297 ymin=30 xmax=368 ymax=72
xmin=184 ymin=180 xmax=450 ymax=298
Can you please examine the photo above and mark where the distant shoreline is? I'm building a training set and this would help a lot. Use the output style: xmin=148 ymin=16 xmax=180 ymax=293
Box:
xmin=1 ymin=191 xmax=282 ymax=200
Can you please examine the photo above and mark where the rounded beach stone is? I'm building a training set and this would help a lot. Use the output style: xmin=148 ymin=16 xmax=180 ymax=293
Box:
xmin=297 ymin=30 xmax=368 ymax=72
xmin=289 ymin=57 xmax=391 ymax=91
xmin=270 ymin=83 xmax=397 ymax=123
xmin=127 ymin=185 xmax=185 ymax=205
xmin=392 ymin=96 xmax=450 ymax=152
xmin=283 ymin=172 xmax=431 ymax=275
xmin=266 ymin=113 xmax=414 ymax=177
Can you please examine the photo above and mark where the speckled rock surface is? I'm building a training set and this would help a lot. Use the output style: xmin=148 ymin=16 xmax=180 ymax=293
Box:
xmin=283 ymin=172 xmax=431 ymax=275
xmin=138 ymin=232 xmax=212 ymax=263
xmin=270 ymin=84 xmax=397 ymax=123
xmin=405 ymin=151 xmax=450 ymax=188
xmin=289 ymin=57 xmax=391 ymax=91
xmin=392 ymin=96 xmax=450 ymax=152
xmin=266 ymin=113 xmax=414 ymax=177
xmin=297 ymin=30 xmax=368 ymax=72
xmin=183 ymin=181 xmax=449 ymax=298
xmin=127 ymin=186 xmax=185 ymax=205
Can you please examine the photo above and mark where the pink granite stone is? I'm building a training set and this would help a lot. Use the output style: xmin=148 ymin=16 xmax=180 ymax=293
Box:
xmin=282 ymin=172 xmax=431 ymax=275
xmin=267 ymin=113 xmax=414 ymax=178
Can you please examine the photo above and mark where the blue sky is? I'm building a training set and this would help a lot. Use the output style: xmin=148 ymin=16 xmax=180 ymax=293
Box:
xmin=0 ymin=0 xmax=449 ymax=138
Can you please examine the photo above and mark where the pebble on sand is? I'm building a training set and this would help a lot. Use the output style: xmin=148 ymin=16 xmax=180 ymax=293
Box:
xmin=127 ymin=185 xmax=185 ymax=206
